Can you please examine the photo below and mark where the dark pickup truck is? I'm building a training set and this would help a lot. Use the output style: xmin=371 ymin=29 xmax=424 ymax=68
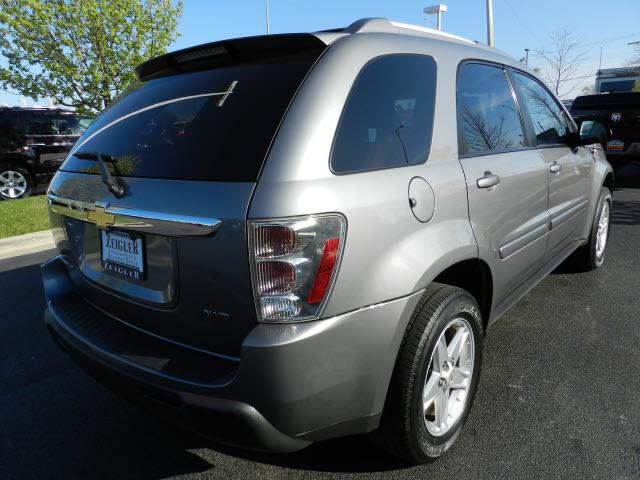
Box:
xmin=571 ymin=92 xmax=640 ymax=172
xmin=0 ymin=107 xmax=91 ymax=200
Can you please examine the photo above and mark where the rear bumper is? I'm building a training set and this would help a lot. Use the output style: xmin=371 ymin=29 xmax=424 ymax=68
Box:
xmin=42 ymin=255 xmax=422 ymax=452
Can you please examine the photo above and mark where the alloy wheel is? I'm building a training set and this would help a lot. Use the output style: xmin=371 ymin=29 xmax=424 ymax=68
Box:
xmin=596 ymin=201 xmax=610 ymax=258
xmin=0 ymin=170 xmax=28 ymax=199
xmin=422 ymin=317 xmax=475 ymax=437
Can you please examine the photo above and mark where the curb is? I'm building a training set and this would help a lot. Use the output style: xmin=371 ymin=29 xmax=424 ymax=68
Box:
xmin=0 ymin=230 xmax=55 ymax=261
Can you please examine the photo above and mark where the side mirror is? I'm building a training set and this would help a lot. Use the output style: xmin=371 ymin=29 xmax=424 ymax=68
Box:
xmin=577 ymin=120 xmax=611 ymax=146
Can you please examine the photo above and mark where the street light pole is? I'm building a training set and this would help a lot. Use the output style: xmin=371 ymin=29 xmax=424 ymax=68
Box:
xmin=265 ymin=0 xmax=270 ymax=34
xmin=524 ymin=48 xmax=530 ymax=65
xmin=424 ymin=5 xmax=448 ymax=31
xmin=486 ymin=0 xmax=494 ymax=46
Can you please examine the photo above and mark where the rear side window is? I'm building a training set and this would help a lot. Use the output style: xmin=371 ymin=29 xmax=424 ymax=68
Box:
xmin=60 ymin=49 xmax=324 ymax=182
xmin=511 ymin=71 xmax=573 ymax=146
xmin=0 ymin=111 xmax=21 ymax=145
xmin=25 ymin=112 xmax=84 ymax=136
xmin=457 ymin=63 xmax=526 ymax=156
xmin=0 ymin=111 xmax=88 ymax=143
xmin=331 ymin=55 xmax=436 ymax=174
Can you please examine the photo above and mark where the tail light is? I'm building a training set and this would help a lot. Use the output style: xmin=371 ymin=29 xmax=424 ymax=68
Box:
xmin=249 ymin=214 xmax=346 ymax=322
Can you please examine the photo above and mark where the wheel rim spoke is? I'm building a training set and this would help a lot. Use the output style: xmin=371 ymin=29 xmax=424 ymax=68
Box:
xmin=449 ymin=367 xmax=471 ymax=390
xmin=423 ymin=372 xmax=441 ymax=411
xmin=433 ymin=336 xmax=448 ymax=372
xmin=447 ymin=329 xmax=468 ymax=364
xmin=434 ymin=389 xmax=449 ymax=429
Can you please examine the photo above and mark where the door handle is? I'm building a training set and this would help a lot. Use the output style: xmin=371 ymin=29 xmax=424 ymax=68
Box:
xmin=477 ymin=171 xmax=500 ymax=189
xmin=549 ymin=161 xmax=562 ymax=173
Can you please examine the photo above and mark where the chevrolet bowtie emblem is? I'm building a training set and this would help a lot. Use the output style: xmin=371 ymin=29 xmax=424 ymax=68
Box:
xmin=87 ymin=202 xmax=115 ymax=229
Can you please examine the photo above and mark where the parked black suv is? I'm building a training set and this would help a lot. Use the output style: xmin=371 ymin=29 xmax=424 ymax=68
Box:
xmin=0 ymin=107 xmax=91 ymax=199
xmin=571 ymin=92 xmax=640 ymax=172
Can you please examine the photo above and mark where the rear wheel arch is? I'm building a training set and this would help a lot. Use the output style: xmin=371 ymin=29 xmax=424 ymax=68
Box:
xmin=432 ymin=258 xmax=493 ymax=329
xmin=603 ymin=172 xmax=614 ymax=192
xmin=374 ymin=259 xmax=492 ymax=443
xmin=376 ymin=282 xmax=484 ymax=463
xmin=0 ymin=156 xmax=33 ymax=179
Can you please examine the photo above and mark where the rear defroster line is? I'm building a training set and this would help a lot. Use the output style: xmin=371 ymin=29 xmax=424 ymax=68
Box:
xmin=70 ymin=80 xmax=239 ymax=155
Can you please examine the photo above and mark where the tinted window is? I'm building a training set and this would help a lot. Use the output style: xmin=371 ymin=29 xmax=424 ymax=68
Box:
xmin=60 ymin=49 xmax=323 ymax=182
xmin=331 ymin=55 xmax=436 ymax=174
xmin=77 ymin=116 xmax=93 ymax=133
xmin=511 ymin=71 xmax=573 ymax=146
xmin=0 ymin=111 xmax=21 ymax=146
xmin=24 ymin=111 xmax=84 ymax=136
xmin=600 ymin=79 xmax=640 ymax=94
xmin=457 ymin=63 xmax=526 ymax=155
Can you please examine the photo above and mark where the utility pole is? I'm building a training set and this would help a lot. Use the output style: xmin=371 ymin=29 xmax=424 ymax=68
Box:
xmin=486 ymin=0 xmax=494 ymax=46
xmin=265 ymin=0 xmax=270 ymax=34
xmin=524 ymin=48 xmax=530 ymax=65
xmin=598 ymin=46 xmax=603 ymax=71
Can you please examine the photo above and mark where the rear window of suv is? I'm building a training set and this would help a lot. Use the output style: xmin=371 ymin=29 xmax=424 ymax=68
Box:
xmin=61 ymin=49 xmax=323 ymax=182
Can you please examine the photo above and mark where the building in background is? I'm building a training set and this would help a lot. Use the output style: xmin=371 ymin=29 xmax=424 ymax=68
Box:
xmin=596 ymin=66 xmax=640 ymax=94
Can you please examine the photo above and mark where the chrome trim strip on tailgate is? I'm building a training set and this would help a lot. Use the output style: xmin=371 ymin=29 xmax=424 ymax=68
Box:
xmin=47 ymin=194 xmax=221 ymax=237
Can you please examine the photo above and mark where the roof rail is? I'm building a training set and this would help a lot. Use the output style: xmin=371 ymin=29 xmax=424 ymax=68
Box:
xmin=343 ymin=17 xmax=475 ymax=44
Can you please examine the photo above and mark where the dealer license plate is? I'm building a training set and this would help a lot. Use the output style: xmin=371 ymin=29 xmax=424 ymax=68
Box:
xmin=101 ymin=230 xmax=145 ymax=280
xmin=606 ymin=140 xmax=625 ymax=152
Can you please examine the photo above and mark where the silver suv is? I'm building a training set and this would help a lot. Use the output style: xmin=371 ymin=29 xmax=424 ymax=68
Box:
xmin=43 ymin=18 xmax=613 ymax=464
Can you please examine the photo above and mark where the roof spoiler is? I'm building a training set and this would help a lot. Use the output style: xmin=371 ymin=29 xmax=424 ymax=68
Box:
xmin=135 ymin=33 xmax=328 ymax=81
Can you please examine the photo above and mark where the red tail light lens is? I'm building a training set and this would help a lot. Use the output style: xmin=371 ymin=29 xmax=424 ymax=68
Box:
xmin=249 ymin=214 xmax=346 ymax=322
xmin=254 ymin=225 xmax=295 ymax=258
xmin=256 ymin=261 xmax=295 ymax=295
xmin=307 ymin=238 xmax=340 ymax=304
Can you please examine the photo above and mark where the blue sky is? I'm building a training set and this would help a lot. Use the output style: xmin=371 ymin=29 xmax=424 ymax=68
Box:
xmin=2 ymin=0 xmax=639 ymax=106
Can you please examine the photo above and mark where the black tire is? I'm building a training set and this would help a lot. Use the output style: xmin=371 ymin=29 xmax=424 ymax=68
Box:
xmin=571 ymin=187 xmax=612 ymax=271
xmin=0 ymin=161 xmax=32 ymax=200
xmin=376 ymin=283 xmax=483 ymax=464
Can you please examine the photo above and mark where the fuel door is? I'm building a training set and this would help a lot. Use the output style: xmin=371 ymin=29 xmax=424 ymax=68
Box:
xmin=408 ymin=176 xmax=435 ymax=223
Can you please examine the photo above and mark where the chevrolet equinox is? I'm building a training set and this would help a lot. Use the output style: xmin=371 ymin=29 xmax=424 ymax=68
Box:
xmin=43 ymin=18 xmax=614 ymax=464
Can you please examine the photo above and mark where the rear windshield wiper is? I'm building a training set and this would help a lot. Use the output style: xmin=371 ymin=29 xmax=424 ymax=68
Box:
xmin=73 ymin=151 xmax=125 ymax=198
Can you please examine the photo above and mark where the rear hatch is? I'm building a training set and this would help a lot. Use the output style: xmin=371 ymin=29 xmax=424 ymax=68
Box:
xmin=48 ymin=34 xmax=327 ymax=357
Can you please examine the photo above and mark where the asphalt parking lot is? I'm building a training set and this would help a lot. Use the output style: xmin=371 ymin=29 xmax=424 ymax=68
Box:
xmin=2 ymin=166 xmax=640 ymax=480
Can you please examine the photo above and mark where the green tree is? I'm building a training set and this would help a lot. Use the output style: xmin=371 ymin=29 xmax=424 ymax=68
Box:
xmin=0 ymin=0 xmax=183 ymax=113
